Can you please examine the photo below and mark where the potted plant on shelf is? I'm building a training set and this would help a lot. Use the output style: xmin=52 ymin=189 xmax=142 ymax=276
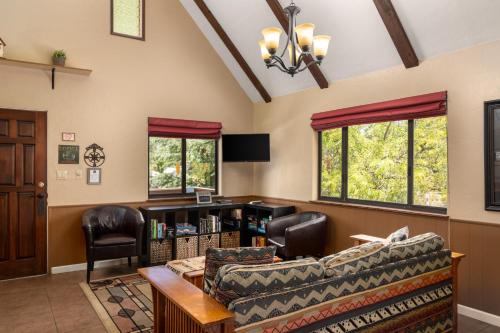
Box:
xmin=52 ymin=50 xmax=66 ymax=66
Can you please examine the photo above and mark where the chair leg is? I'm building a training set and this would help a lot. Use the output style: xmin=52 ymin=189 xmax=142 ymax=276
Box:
xmin=86 ymin=260 xmax=94 ymax=283
xmin=128 ymin=256 xmax=132 ymax=267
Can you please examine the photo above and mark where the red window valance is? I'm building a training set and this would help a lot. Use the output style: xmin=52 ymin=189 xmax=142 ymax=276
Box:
xmin=311 ymin=91 xmax=447 ymax=131
xmin=148 ymin=117 xmax=222 ymax=139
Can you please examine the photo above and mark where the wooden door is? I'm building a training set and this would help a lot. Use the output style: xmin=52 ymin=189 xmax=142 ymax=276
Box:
xmin=0 ymin=109 xmax=47 ymax=280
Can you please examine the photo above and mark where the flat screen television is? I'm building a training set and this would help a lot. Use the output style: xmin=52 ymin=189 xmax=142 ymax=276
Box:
xmin=222 ymin=134 xmax=270 ymax=162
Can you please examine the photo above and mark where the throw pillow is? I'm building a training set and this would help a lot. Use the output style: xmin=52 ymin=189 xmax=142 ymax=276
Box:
xmin=319 ymin=241 xmax=390 ymax=278
xmin=211 ymin=258 xmax=324 ymax=306
xmin=387 ymin=226 xmax=409 ymax=242
xmin=203 ymin=246 xmax=276 ymax=294
xmin=389 ymin=232 xmax=444 ymax=261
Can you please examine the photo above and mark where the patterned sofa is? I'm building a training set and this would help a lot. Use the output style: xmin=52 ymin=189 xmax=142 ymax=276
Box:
xmin=140 ymin=233 xmax=464 ymax=333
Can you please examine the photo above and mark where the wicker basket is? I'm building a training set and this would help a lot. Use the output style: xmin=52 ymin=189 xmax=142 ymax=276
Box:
xmin=199 ymin=233 xmax=220 ymax=256
xmin=221 ymin=231 xmax=240 ymax=248
xmin=175 ymin=236 xmax=199 ymax=260
xmin=150 ymin=239 xmax=172 ymax=264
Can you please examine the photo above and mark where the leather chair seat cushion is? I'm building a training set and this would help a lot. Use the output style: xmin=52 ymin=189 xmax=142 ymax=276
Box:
xmin=94 ymin=233 xmax=136 ymax=247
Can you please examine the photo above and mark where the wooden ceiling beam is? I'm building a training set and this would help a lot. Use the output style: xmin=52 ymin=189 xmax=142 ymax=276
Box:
xmin=373 ymin=0 xmax=419 ymax=68
xmin=266 ymin=0 xmax=329 ymax=89
xmin=194 ymin=0 xmax=272 ymax=103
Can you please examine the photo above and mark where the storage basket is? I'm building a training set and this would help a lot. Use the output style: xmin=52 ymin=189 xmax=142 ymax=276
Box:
xmin=175 ymin=236 xmax=199 ymax=260
xmin=221 ymin=231 xmax=240 ymax=248
xmin=150 ymin=239 xmax=172 ymax=264
xmin=199 ymin=233 xmax=220 ymax=256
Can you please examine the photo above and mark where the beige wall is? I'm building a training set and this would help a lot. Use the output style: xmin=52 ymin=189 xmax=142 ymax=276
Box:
xmin=0 ymin=0 xmax=254 ymax=206
xmin=253 ymin=40 xmax=500 ymax=224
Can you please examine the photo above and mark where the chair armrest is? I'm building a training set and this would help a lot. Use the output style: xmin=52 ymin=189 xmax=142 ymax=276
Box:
xmin=267 ymin=215 xmax=299 ymax=239
xmin=138 ymin=266 xmax=234 ymax=331
xmin=124 ymin=208 xmax=145 ymax=253
xmin=81 ymin=209 xmax=97 ymax=247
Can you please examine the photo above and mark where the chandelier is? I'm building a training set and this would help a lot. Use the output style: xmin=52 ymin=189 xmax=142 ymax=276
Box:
xmin=259 ymin=2 xmax=331 ymax=77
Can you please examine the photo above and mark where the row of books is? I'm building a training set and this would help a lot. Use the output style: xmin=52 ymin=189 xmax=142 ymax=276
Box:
xmin=200 ymin=215 xmax=222 ymax=234
xmin=150 ymin=220 xmax=174 ymax=240
xmin=251 ymin=236 xmax=267 ymax=247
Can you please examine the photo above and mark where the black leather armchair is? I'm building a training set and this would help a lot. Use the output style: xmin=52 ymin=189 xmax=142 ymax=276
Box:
xmin=266 ymin=211 xmax=327 ymax=259
xmin=82 ymin=205 xmax=145 ymax=283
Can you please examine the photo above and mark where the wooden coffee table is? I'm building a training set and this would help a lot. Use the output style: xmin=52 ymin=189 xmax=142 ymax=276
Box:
xmin=166 ymin=255 xmax=283 ymax=290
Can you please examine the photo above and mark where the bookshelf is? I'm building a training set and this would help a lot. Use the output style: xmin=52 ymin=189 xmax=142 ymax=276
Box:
xmin=139 ymin=202 xmax=294 ymax=265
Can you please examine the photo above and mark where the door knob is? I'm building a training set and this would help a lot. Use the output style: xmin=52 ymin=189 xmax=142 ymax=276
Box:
xmin=38 ymin=181 xmax=45 ymax=188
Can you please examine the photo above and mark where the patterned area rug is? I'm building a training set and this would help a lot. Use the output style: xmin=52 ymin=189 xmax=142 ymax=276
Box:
xmin=80 ymin=274 xmax=153 ymax=333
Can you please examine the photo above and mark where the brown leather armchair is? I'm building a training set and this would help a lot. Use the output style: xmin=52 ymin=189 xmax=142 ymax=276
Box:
xmin=266 ymin=212 xmax=327 ymax=259
xmin=82 ymin=205 xmax=144 ymax=283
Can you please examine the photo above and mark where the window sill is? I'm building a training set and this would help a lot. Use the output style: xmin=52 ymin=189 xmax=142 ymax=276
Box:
xmin=309 ymin=199 xmax=449 ymax=219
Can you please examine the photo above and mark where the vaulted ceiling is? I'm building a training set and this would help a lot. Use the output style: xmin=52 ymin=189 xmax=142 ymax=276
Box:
xmin=180 ymin=0 xmax=500 ymax=102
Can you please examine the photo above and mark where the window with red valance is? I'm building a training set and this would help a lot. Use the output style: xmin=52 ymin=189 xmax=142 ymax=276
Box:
xmin=148 ymin=117 xmax=221 ymax=198
xmin=314 ymin=92 xmax=448 ymax=213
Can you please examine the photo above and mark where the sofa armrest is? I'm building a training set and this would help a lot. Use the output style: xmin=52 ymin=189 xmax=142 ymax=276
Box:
xmin=350 ymin=234 xmax=388 ymax=246
xmin=138 ymin=266 xmax=234 ymax=332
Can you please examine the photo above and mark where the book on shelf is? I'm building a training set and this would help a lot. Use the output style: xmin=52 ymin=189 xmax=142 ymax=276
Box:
xmin=200 ymin=215 xmax=221 ymax=234
xmin=251 ymin=236 xmax=267 ymax=247
xmin=150 ymin=219 xmax=170 ymax=240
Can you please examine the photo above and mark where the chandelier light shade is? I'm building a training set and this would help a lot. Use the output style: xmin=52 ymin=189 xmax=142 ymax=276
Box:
xmin=295 ymin=23 xmax=315 ymax=51
xmin=262 ymin=27 xmax=282 ymax=54
xmin=313 ymin=35 xmax=331 ymax=60
xmin=258 ymin=1 xmax=331 ymax=77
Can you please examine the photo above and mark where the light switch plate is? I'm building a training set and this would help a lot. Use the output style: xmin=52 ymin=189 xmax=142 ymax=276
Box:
xmin=56 ymin=170 xmax=68 ymax=180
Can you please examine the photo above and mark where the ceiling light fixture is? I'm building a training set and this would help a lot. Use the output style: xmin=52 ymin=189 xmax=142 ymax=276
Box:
xmin=259 ymin=1 xmax=331 ymax=77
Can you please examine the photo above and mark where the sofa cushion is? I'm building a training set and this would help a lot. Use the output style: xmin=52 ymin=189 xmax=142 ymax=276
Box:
xmin=211 ymin=258 xmax=324 ymax=306
xmin=203 ymin=246 xmax=276 ymax=294
xmin=389 ymin=232 xmax=444 ymax=261
xmin=386 ymin=226 xmax=409 ymax=242
xmin=319 ymin=241 xmax=390 ymax=277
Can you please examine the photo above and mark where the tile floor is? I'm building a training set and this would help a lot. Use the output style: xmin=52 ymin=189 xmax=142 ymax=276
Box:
xmin=0 ymin=264 xmax=498 ymax=333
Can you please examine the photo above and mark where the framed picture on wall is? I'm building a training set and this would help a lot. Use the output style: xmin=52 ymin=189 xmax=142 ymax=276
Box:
xmin=87 ymin=168 xmax=102 ymax=185
xmin=58 ymin=145 xmax=79 ymax=164
xmin=484 ymin=100 xmax=500 ymax=211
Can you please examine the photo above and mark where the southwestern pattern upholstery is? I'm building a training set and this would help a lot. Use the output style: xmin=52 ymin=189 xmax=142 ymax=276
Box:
xmin=229 ymin=250 xmax=452 ymax=331
xmin=211 ymin=258 xmax=324 ymax=306
xmin=319 ymin=241 xmax=390 ymax=277
xmin=203 ymin=246 xmax=276 ymax=294
xmin=389 ymin=232 xmax=444 ymax=261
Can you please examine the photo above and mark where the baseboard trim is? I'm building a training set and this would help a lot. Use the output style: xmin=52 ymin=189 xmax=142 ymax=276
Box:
xmin=458 ymin=304 xmax=500 ymax=327
xmin=50 ymin=257 xmax=138 ymax=274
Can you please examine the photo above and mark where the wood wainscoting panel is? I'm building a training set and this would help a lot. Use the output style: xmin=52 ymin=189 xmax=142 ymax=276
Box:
xmin=47 ymin=196 xmax=253 ymax=268
xmin=254 ymin=197 xmax=449 ymax=254
xmin=450 ymin=219 xmax=500 ymax=317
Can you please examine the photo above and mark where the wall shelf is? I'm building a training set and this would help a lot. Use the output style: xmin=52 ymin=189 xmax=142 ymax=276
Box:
xmin=0 ymin=57 xmax=92 ymax=89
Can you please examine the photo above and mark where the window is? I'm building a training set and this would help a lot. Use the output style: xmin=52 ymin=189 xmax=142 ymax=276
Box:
xmin=111 ymin=0 xmax=145 ymax=40
xmin=319 ymin=116 xmax=448 ymax=213
xmin=149 ymin=137 xmax=218 ymax=197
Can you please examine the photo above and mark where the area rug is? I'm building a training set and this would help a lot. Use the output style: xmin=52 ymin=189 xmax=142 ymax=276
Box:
xmin=80 ymin=274 xmax=154 ymax=333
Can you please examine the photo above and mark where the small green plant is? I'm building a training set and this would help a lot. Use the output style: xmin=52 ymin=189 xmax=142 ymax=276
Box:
xmin=52 ymin=50 xmax=66 ymax=59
